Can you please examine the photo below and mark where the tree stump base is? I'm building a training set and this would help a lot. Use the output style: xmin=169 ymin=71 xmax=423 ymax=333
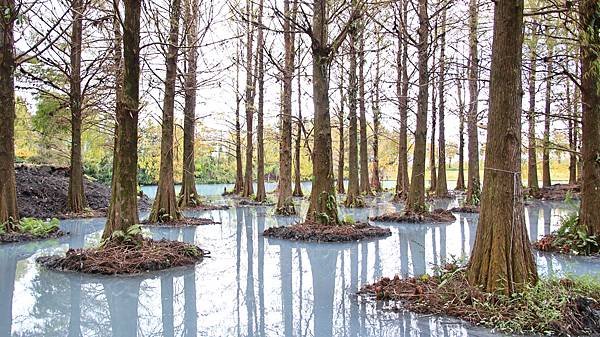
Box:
xmin=263 ymin=221 xmax=391 ymax=242
xmin=369 ymin=209 xmax=456 ymax=223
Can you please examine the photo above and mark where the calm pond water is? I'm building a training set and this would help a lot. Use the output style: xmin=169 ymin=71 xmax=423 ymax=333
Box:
xmin=1 ymin=197 xmax=598 ymax=337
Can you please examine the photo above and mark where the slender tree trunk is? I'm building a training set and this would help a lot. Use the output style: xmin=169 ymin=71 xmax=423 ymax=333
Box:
xmin=370 ymin=30 xmax=382 ymax=193
xmin=337 ymin=57 xmax=346 ymax=194
xmin=527 ymin=40 xmax=540 ymax=195
xmin=102 ymin=0 xmax=142 ymax=239
xmin=578 ymin=0 xmax=600 ymax=237
xmin=178 ymin=0 xmax=201 ymax=207
xmin=293 ymin=53 xmax=304 ymax=197
xmin=345 ymin=20 xmax=361 ymax=207
xmin=429 ymin=59 xmax=437 ymax=193
xmin=242 ymin=0 xmax=255 ymax=198
xmin=542 ymin=40 xmax=553 ymax=188
xmin=67 ymin=0 xmax=88 ymax=213
xmin=466 ymin=0 xmax=481 ymax=206
xmin=358 ymin=30 xmax=371 ymax=195
xmin=467 ymin=0 xmax=537 ymax=294
xmin=567 ymin=82 xmax=577 ymax=185
xmin=305 ymin=0 xmax=340 ymax=225
xmin=394 ymin=1 xmax=410 ymax=200
xmin=149 ymin=0 xmax=182 ymax=223
xmin=0 ymin=0 xmax=18 ymax=229
xmin=255 ymin=0 xmax=266 ymax=202
xmin=435 ymin=7 xmax=448 ymax=197
xmin=242 ymin=0 xmax=254 ymax=197
xmin=275 ymin=0 xmax=296 ymax=213
xmin=455 ymin=75 xmax=466 ymax=190
xmin=234 ymin=40 xmax=244 ymax=194
xmin=406 ymin=0 xmax=429 ymax=213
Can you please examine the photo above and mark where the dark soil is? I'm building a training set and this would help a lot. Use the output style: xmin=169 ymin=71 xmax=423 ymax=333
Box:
xmin=36 ymin=237 xmax=207 ymax=275
xmin=370 ymin=209 xmax=456 ymax=223
xmin=448 ymin=205 xmax=480 ymax=213
xmin=141 ymin=217 xmax=220 ymax=227
xmin=361 ymin=267 xmax=600 ymax=336
xmin=16 ymin=164 xmax=151 ymax=219
xmin=526 ymin=184 xmax=580 ymax=201
xmin=263 ymin=221 xmax=391 ymax=242
xmin=237 ymin=199 xmax=275 ymax=207
xmin=0 ymin=227 xmax=66 ymax=243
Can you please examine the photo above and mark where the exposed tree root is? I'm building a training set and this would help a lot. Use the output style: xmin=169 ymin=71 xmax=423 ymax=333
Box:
xmin=36 ymin=237 xmax=207 ymax=275
xmin=370 ymin=209 xmax=456 ymax=223
xmin=448 ymin=205 xmax=480 ymax=213
xmin=263 ymin=221 xmax=391 ymax=242
xmin=0 ymin=227 xmax=65 ymax=243
xmin=360 ymin=267 xmax=600 ymax=336
xmin=141 ymin=217 xmax=219 ymax=227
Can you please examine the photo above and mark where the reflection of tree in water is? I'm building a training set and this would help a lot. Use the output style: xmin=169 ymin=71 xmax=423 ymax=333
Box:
xmin=1 ymin=251 xmax=18 ymax=337
xmin=277 ymin=217 xmax=293 ymax=337
xmin=244 ymin=207 xmax=257 ymax=336
xmin=257 ymin=207 xmax=266 ymax=337
xmin=465 ymin=216 xmax=477 ymax=255
xmin=307 ymin=249 xmax=337 ymax=337
xmin=527 ymin=207 xmax=540 ymax=243
xmin=104 ymin=278 xmax=142 ymax=337
xmin=542 ymin=203 xmax=552 ymax=235
xmin=235 ymin=207 xmax=243 ymax=337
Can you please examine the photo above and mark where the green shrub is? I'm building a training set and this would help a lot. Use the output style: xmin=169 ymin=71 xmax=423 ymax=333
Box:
xmin=18 ymin=218 xmax=60 ymax=236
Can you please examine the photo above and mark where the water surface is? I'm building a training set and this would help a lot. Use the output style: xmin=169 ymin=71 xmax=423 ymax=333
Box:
xmin=1 ymin=198 xmax=597 ymax=337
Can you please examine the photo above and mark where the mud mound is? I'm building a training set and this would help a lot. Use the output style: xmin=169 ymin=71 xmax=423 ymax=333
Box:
xmin=526 ymin=184 xmax=580 ymax=201
xmin=0 ymin=227 xmax=65 ymax=243
xmin=370 ymin=209 xmax=456 ymax=223
xmin=16 ymin=164 xmax=151 ymax=219
xmin=142 ymin=217 xmax=220 ymax=227
xmin=448 ymin=205 xmax=480 ymax=213
xmin=263 ymin=221 xmax=391 ymax=242
xmin=37 ymin=237 xmax=207 ymax=275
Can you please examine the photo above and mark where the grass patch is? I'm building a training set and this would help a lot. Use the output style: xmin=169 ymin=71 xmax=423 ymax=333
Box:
xmin=361 ymin=265 xmax=600 ymax=336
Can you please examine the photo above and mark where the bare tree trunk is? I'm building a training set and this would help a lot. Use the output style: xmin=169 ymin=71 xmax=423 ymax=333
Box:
xmin=429 ymin=59 xmax=437 ymax=193
xmin=275 ymin=0 xmax=296 ymax=213
xmin=305 ymin=0 xmax=340 ymax=225
xmin=345 ymin=19 xmax=361 ymax=207
xmin=567 ymin=81 xmax=577 ymax=185
xmin=337 ymin=57 xmax=346 ymax=194
xmin=370 ymin=28 xmax=382 ymax=193
xmin=67 ymin=0 xmax=88 ymax=213
xmin=255 ymin=0 xmax=266 ymax=202
xmin=0 ymin=0 xmax=18 ymax=229
xmin=527 ymin=40 xmax=539 ymax=195
xmin=358 ymin=29 xmax=371 ymax=195
xmin=394 ymin=0 xmax=410 ymax=200
xmin=234 ymin=40 xmax=244 ymax=194
xmin=455 ymin=74 xmax=466 ymax=191
xmin=467 ymin=0 xmax=537 ymax=294
xmin=406 ymin=0 xmax=429 ymax=213
xmin=542 ymin=39 xmax=553 ymax=188
xmin=293 ymin=54 xmax=304 ymax=197
xmin=435 ymin=7 xmax=448 ymax=197
xmin=578 ymin=0 xmax=600 ymax=237
xmin=149 ymin=0 xmax=183 ymax=223
xmin=466 ymin=0 xmax=481 ymax=206
xmin=242 ymin=0 xmax=255 ymax=198
xmin=103 ymin=0 xmax=142 ymax=239
xmin=178 ymin=0 xmax=201 ymax=207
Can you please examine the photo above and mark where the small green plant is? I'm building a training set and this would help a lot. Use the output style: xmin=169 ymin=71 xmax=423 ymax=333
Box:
xmin=18 ymin=218 xmax=60 ymax=236
xmin=103 ymin=224 xmax=146 ymax=246
xmin=343 ymin=214 xmax=356 ymax=224
xmin=553 ymin=213 xmax=599 ymax=255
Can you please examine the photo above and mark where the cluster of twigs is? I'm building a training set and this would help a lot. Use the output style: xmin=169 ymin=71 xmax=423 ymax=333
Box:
xmin=448 ymin=205 xmax=480 ymax=213
xmin=370 ymin=209 xmax=456 ymax=223
xmin=37 ymin=237 xmax=207 ymax=275
xmin=361 ymin=266 xmax=600 ymax=336
xmin=263 ymin=220 xmax=391 ymax=242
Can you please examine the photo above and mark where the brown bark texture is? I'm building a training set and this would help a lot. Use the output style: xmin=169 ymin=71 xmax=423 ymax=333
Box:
xmin=149 ymin=0 xmax=183 ymax=223
xmin=435 ymin=7 xmax=448 ymax=197
xmin=242 ymin=0 xmax=255 ymax=198
xmin=255 ymin=0 xmax=266 ymax=202
xmin=467 ymin=0 xmax=538 ymax=294
xmin=0 ymin=0 xmax=19 ymax=229
xmin=67 ymin=0 xmax=88 ymax=213
xmin=103 ymin=0 xmax=142 ymax=239
xmin=527 ymin=41 xmax=539 ymax=194
xmin=466 ymin=0 xmax=480 ymax=206
xmin=394 ymin=1 xmax=410 ymax=200
xmin=579 ymin=0 xmax=600 ymax=237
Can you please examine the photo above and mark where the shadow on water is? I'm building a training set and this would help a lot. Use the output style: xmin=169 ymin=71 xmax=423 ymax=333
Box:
xmin=0 ymin=199 xmax=598 ymax=337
